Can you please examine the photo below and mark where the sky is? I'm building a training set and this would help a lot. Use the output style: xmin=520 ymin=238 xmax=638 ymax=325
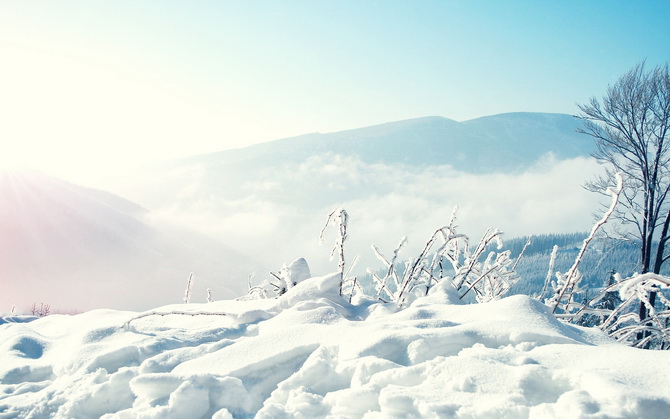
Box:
xmin=1 ymin=1 xmax=669 ymax=184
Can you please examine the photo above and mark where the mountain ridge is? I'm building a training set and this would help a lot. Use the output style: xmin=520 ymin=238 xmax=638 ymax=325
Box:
xmin=168 ymin=112 xmax=593 ymax=173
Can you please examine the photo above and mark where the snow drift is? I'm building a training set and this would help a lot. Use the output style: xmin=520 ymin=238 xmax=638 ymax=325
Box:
xmin=1 ymin=273 xmax=669 ymax=418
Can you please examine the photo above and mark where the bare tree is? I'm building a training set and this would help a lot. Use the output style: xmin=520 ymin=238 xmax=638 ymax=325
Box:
xmin=578 ymin=61 xmax=670 ymax=328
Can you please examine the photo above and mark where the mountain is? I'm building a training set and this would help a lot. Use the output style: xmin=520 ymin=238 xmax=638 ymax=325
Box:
xmin=128 ymin=112 xmax=597 ymax=210
xmin=171 ymin=112 xmax=593 ymax=173
xmin=0 ymin=170 xmax=261 ymax=313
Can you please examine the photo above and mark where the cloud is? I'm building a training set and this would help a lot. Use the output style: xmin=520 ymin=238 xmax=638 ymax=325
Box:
xmin=139 ymin=153 xmax=604 ymax=279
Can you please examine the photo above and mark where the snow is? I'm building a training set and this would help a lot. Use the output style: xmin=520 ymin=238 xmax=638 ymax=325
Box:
xmin=1 ymin=273 xmax=669 ymax=418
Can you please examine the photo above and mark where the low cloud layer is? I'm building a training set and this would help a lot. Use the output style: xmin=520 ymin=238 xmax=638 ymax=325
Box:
xmin=138 ymin=153 xmax=604 ymax=280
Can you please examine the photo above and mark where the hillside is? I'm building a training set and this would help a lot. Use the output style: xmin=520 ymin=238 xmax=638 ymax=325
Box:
xmin=0 ymin=170 xmax=261 ymax=312
xmin=503 ymin=233 xmax=644 ymax=297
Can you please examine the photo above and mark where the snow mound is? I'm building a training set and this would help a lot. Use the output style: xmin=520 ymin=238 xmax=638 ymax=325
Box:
xmin=1 ymin=274 xmax=669 ymax=418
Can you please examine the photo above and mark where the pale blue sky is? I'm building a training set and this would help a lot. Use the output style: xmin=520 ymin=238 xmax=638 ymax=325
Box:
xmin=0 ymin=1 xmax=668 ymax=181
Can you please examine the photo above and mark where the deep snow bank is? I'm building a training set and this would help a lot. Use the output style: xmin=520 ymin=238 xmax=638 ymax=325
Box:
xmin=1 ymin=274 xmax=669 ymax=418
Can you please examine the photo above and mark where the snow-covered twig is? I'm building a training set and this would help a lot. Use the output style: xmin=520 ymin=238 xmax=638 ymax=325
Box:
xmin=538 ymin=245 xmax=558 ymax=302
xmin=371 ymin=207 xmax=521 ymax=307
xmin=396 ymin=227 xmax=449 ymax=306
xmin=320 ymin=208 xmax=352 ymax=296
xmin=549 ymin=173 xmax=623 ymax=314
xmin=513 ymin=236 xmax=532 ymax=271
xmin=580 ymin=272 xmax=670 ymax=349
xmin=372 ymin=236 xmax=406 ymax=301
xmin=183 ymin=272 xmax=195 ymax=304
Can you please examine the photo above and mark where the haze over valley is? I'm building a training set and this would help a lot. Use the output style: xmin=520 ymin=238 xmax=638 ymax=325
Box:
xmin=2 ymin=112 xmax=602 ymax=311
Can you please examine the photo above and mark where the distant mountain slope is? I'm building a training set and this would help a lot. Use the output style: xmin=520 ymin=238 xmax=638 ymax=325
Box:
xmin=0 ymin=170 xmax=260 ymax=312
xmin=174 ymin=112 xmax=593 ymax=172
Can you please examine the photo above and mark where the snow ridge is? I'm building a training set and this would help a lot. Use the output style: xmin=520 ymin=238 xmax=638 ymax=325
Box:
xmin=1 ymin=273 xmax=669 ymax=418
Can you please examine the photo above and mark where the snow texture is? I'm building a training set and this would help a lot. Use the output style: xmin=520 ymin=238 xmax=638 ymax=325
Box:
xmin=1 ymin=273 xmax=669 ymax=418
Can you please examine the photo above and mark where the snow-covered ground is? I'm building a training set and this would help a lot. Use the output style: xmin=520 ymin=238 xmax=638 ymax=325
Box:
xmin=1 ymin=273 xmax=669 ymax=418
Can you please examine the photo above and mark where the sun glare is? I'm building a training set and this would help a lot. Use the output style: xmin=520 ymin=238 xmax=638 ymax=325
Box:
xmin=0 ymin=147 xmax=30 ymax=172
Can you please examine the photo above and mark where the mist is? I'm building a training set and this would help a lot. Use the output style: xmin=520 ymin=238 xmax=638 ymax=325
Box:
xmin=131 ymin=154 xmax=603 ymax=280
xmin=2 ymin=113 xmax=606 ymax=312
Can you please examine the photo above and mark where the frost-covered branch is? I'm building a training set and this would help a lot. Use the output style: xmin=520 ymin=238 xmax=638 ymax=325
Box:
xmin=371 ymin=236 xmax=407 ymax=301
xmin=594 ymin=272 xmax=670 ymax=349
xmin=513 ymin=237 xmax=532 ymax=271
xmin=549 ymin=173 xmax=623 ymax=314
xmin=537 ymin=245 xmax=558 ymax=302
xmin=453 ymin=228 xmax=503 ymax=291
xmin=370 ymin=207 xmax=522 ymax=307
xmin=320 ymin=208 xmax=350 ymax=295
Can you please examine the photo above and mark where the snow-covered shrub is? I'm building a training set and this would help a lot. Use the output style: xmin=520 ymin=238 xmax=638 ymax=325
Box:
xmin=235 ymin=207 xmax=521 ymax=309
xmin=273 ymin=258 xmax=313 ymax=297
xmin=590 ymin=273 xmax=670 ymax=349
xmin=240 ymin=258 xmax=312 ymax=300
xmin=452 ymin=228 xmax=522 ymax=304
xmin=30 ymin=302 xmax=51 ymax=317
xmin=319 ymin=208 xmax=358 ymax=300
xmin=369 ymin=207 xmax=522 ymax=307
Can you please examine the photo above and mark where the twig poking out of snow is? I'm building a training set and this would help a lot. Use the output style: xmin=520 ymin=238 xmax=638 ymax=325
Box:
xmin=207 ymin=288 xmax=213 ymax=303
xmin=247 ymin=271 xmax=255 ymax=291
xmin=538 ymin=245 xmax=558 ymax=302
xmin=31 ymin=302 xmax=51 ymax=317
xmin=183 ymin=273 xmax=195 ymax=304
xmin=320 ymin=208 xmax=352 ymax=296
